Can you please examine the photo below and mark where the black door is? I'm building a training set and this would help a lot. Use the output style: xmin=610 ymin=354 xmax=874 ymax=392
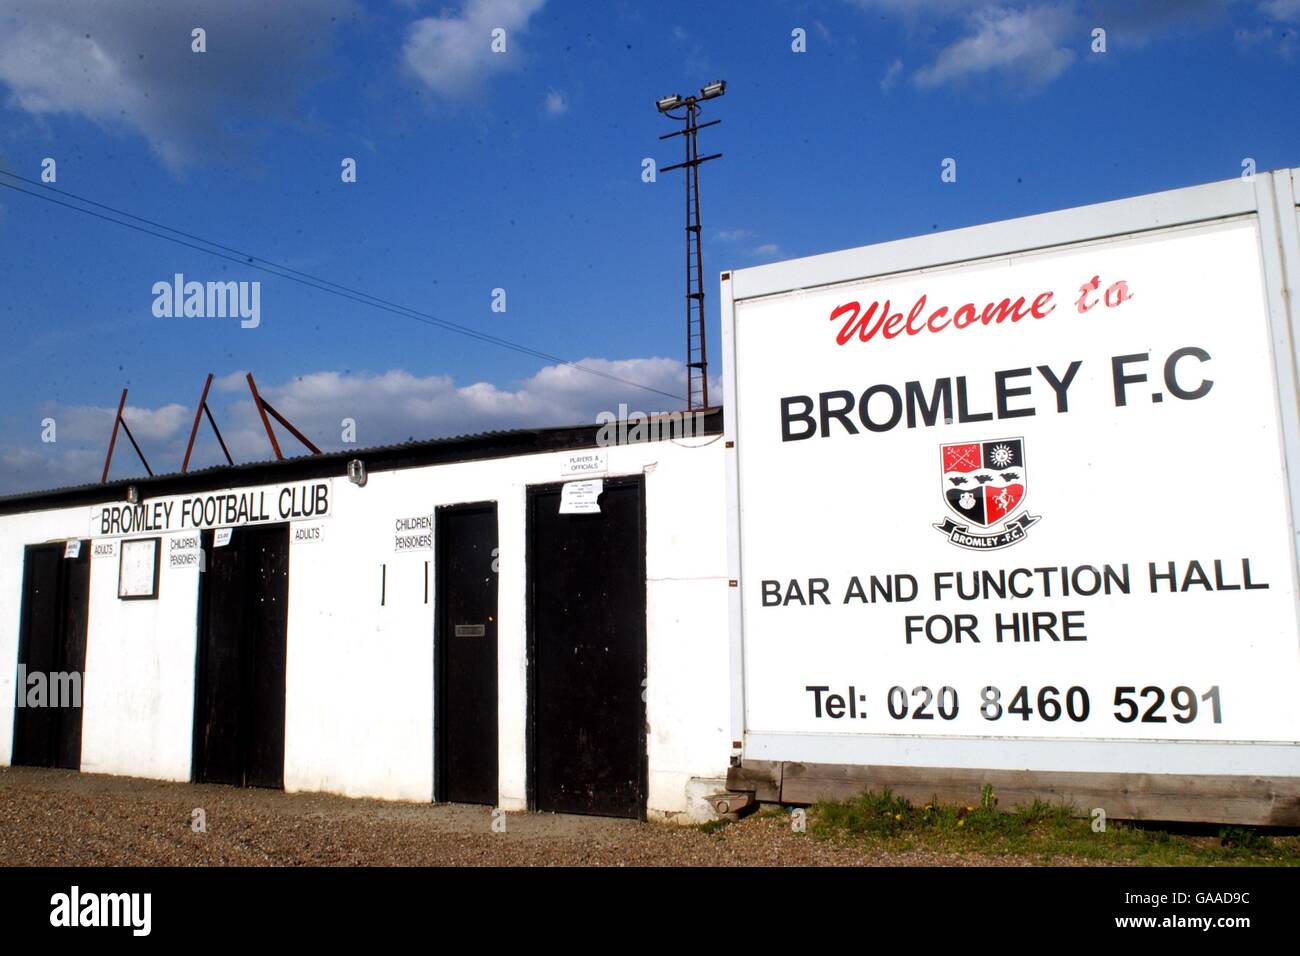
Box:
xmin=12 ymin=542 xmax=90 ymax=769
xmin=527 ymin=477 xmax=646 ymax=819
xmin=435 ymin=503 xmax=499 ymax=805
xmin=192 ymin=523 xmax=289 ymax=789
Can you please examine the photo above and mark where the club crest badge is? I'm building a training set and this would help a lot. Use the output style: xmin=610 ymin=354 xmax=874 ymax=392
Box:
xmin=934 ymin=438 xmax=1040 ymax=550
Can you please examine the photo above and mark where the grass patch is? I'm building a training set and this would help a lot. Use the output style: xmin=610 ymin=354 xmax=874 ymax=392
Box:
xmin=696 ymin=818 xmax=733 ymax=835
xmin=807 ymin=787 xmax=1300 ymax=866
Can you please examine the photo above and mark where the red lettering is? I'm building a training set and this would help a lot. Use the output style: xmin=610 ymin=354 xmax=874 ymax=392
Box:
xmin=830 ymin=302 xmax=860 ymax=345
xmin=1076 ymin=275 xmax=1100 ymax=313
xmin=980 ymin=297 xmax=1029 ymax=325
xmin=1104 ymin=280 xmax=1133 ymax=307
xmin=881 ymin=301 xmax=906 ymax=339
xmin=830 ymin=286 xmax=1060 ymax=345
xmin=830 ymin=300 xmax=887 ymax=344
xmin=904 ymin=296 xmax=927 ymax=335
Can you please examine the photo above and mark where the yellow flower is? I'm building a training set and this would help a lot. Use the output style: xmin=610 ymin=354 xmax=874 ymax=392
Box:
xmin=894 ymin=814 xmax=901 ymax=821
xmin=958 ymin=819 xmax=966 ymax=827
xmin=965 ymin=806 xmax=974 ymax=812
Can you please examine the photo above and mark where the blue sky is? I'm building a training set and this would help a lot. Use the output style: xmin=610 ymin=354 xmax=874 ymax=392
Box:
xmin=0 ymin=0 xmax=1297 ymax=493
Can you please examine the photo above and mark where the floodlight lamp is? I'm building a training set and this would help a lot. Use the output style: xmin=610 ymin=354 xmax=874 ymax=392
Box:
xmin=700 ymin=80 xmax=726 ymax=99
xmin=656 ymin=93 xmax=683 ymax=112
xmin=347 ymin=459 xmax=367 ymax=487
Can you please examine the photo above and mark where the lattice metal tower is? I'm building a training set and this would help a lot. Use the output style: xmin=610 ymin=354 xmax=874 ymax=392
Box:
xmin=657 ymin=81 xmax=725 ymax=410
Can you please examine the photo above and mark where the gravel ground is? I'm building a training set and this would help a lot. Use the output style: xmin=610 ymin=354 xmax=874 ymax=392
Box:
xmin=0 ymin=766 xmax=1086 ymax=866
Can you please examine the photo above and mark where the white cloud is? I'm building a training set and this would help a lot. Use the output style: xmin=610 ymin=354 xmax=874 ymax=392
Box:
xmin=1261 ymin=0 xmax=1300 ymax=20
xmin=1235 ymin=20 xmax=1298 ymax=55
xmin=543 ymin=87 xmax=568 ymax=115
xmin=403 ymin=0 xmax=546 ymax=98
xmin=1089 ymin=1 xmax=1236 ymax=46
xmin=846 ymin=0 xmax=987 ymax=15
xmin=28 ymin=399 xmax=189 ymax=447
xmin=714 ymin=230 xmax=781 ymax=259
xmin=880 ymin=57 xmax=904 ymax=91
xmin=913 ymin=4 xmax=1077 ymax=89
xmin=0 ymin=358 xmax=707 ymax=494
xmin=0 ymin=445 xmax=103 ymax=494
xmin=2 ymin=400 xmax=191 ymax=491
xmin=246 ymin=358 xmax=691 ymax=449
xmin=849 ymin=0 xmax=1243 ymax=77
xmin=0 ymin=0 xmax=352 ymax=169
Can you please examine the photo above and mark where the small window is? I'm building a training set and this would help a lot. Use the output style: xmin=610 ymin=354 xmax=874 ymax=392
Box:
xmin=118 ymin=537 xmax=161 ymax=600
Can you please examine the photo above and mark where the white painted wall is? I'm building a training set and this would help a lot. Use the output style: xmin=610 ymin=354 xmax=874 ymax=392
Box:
xmin=282 ymin=435 xmax=731 ymax=813
xmin=0 ymin=504 xmax=88 ymax=766
xmin=79 ymin=534 xmax=200 ymax=781
xmin=0 ymin=509 xmax=201 ymax=781
xmin=0 ymin=434 xmax=732 ymax=817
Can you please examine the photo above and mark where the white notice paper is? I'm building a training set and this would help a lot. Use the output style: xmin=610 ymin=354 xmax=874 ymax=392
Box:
xmin=559 ymin=479 xmax=602 ymax=514
xmin=213 ymin=528 xmax=233 ymax=548
xmin=63 ymin=540 xmax=81 ymax=559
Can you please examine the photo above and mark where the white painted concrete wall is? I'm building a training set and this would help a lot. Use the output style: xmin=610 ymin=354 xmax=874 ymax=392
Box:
xmin=79 ymin=535 xmax=199 ymax=781
xmin=0 ymin=434 xmax=732 ymax=817
xmin=0 ymin=513 xmax=202 ymax=781
xmin=0 ymin=504 xmax=88 ymax=767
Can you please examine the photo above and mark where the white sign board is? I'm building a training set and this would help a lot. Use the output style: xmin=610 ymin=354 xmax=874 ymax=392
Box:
xmin=90 ymin=479 xmax=332 ymax=538
xmin=560 ymin=449 xmax=608 ymax=477
xmin=167 ymin=532 xmax=201 ymax=569
xmin=294 ymin=522 xmax=325 ymax=545
xmin=729 ymin=218 xmax=1300 ymax=752
xmin=393 ymin=514 xmax=432 ymax=552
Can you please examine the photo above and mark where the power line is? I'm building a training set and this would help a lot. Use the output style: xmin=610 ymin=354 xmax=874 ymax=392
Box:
xmin=0 ymin=171 xmax=684 ymax=404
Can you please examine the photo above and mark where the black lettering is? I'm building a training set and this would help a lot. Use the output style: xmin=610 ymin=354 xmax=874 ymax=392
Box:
xmin=1164 ymin=347 xmax=1213 ymax=400
xmin=905 ymin=379 xmax=953 ymax=428
xmin=819 ymin=390 xmax=859 ymax=437
xmin=1112 ymin=353 xmax=1149 ymax=407
xmin=995 ymin=367 xmax=1034 ymax=419
xmin=1037 ymin=360 xmax=1083 ymax=412
xmin=955 ymin=376 xmax=993 ymax=422
xmin=858 ymin=384 xmax=902 ymax=432
xmin=781 ymin=396 xmax=816 ymax=441
xmin=806 ymin=685 xmax=830 ymax=718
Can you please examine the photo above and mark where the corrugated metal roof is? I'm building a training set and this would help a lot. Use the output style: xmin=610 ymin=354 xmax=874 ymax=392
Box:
xmin=0 ymin=409 xmax=725 ymax=515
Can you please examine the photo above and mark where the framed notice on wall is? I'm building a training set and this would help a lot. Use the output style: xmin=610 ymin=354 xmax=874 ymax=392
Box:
xmin=118 ymin=536 xmax=161 ymax=600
